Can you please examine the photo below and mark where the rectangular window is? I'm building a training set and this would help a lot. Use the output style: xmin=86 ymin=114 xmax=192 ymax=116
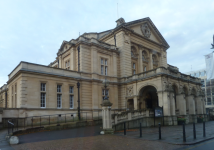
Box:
xmin=69 ymin=86 xmax=73 ymax=93
xmin=105 ymin=66 xmax=108 ymax=75
xmin=57 ymin=94 xmax=62 ymax=108
xmin=70 ymin=95 xmax=73 ymax=109
xmin=41 ymin=93 xmax=46 ymax=108
xmin=57 ymin=85 xmax=62 ymax=92
xmin=132 ymin=62 xmax=136 ymax=75
xmin=41 ymin=83 xmax=46 ymax=91
xmin=101 ymin=66 xmax=104 ymax=75
xmin=101 ymin=58 xmax=108 ymax=75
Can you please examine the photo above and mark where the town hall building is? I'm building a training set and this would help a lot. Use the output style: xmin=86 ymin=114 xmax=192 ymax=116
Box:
xmin=0 ymin=17 xmax=206 ymax=124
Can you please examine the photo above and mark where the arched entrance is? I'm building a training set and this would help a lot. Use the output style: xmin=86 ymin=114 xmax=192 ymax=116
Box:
xmin=138 ymin=86 xmax=159 ymax=109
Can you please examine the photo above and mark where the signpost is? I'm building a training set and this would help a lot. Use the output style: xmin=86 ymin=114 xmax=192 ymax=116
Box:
xmin=154 ymin=106 xmax=163 ymax=127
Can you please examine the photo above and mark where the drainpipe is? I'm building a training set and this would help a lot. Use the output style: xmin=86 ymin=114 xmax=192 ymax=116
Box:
xmin=78 ymin=46 xmax=80 ymax=72
xmin=114 ymin=35 xmax=116 ymax=46
xmin=5 ymin=90 xmax=7 ymax=108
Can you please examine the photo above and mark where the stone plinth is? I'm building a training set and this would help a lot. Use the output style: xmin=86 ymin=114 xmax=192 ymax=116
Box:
xmin=100 ymin=99 xmax=114 ymax=134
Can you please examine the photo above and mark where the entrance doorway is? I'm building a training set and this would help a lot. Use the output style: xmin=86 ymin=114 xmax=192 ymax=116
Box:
xmin=138 ymin=86 xmax=158 ymax=109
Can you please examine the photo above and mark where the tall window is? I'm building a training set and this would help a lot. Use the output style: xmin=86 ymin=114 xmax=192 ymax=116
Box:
xmin=69 ymin=86 xmax=74 ymax=109
xmin=15 ymin=84 xmax=17 ymax=108
xmin=57 ymin=85 xmax=62 ymax=92
xmin=57 ymin=94 xmax=62 ymax=108
xmin=144 ymin=66 xmax=147 ymax=72
xmin=40 ymin=83 xmax=46 ymax=108
xmin=132 ymin=62 xmax=136 ymax=75
xmin=101 ymin=58 xmax=108 ymax=75
xmin=65 ymin=60 xmax=70 ymax=70
xmin=57 ymin=85 xmax=62 ymax=108
xmin=102 ymin=89 xmax=109 ymax=100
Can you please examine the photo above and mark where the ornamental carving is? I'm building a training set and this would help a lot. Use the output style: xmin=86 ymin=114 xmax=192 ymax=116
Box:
xmin=141 ymin=23 xmax=151 ymax=38
xmin=127 ymin=86 xmax=133 ymax=96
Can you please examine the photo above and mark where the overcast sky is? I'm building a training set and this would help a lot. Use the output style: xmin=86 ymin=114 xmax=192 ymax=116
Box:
xmin=0 ymin=0 xmax=214 ymax=86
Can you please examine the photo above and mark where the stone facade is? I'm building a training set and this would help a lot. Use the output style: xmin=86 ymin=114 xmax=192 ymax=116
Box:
xmin=1 ymin=17 xmax=206 ymax=122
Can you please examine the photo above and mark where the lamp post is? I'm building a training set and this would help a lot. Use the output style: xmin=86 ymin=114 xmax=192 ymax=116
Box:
xmin=77 ymin=81 xmax=80 ymax=120
xmin=101 ymin=77 xmax=113 ymax=134
xmin=103 ymin=77 xmax=109 ymax=100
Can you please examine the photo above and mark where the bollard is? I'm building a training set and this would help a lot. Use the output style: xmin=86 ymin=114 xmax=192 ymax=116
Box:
xmin=193 ymin=123 xmax=196 ymax=139
xmin=159 ymin=123 xmax=161 ymax=139
xmin=183 ymin=123 xmax=186 ymax=142
xmin=203 ymin=122 xmax=206 ymax=137
xmin=124 ymin=122 xmax=126 ymax=135
xmin=140 ymin=123 xmax=142 ymax=137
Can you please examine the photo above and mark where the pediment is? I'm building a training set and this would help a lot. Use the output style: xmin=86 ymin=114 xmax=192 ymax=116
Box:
xmin=126 ymin=18 xmax=169 ymax=48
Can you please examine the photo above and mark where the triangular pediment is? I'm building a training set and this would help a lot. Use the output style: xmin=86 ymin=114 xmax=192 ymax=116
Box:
xmin=126 ymin=17 xmax=169 ymax=48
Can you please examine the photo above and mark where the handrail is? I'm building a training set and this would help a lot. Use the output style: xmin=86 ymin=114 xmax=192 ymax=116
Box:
xmin=8 ymin=120 xmax=14 ymax=126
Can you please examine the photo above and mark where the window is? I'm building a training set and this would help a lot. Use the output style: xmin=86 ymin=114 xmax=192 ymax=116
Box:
xmin=142 ymin=51 xmax=148 ymax=62
xmin=57 ymin=94 xmax=62 ymax=108
xmin=57 ymin=85 xmax=62 ymax=92
xmin=102 ymin=89 xmax=109 ymax=100
xmin=40 ymin=83 xmax=46 ymax=108
xmin=69 ymin=86 xmax=74 ymax=109
xmin=41 ymin=83 xmax=46 ymax=91
xmin=41 ymin=93 xmax=46 ymax=108
xmin=70 ymin=95 xmax=74 ymax=109
xmin=132 ymin=62 xmax=136 ymax=75
xmin=144 ymin=66 xmax=147 ymax=72
xmin=101 ymin=58 xmax=108 ymax=75
xmin=69 ymin=86 xmax=73 ymax=93
xmin=65 ymin=60 xmax=70 ymax=70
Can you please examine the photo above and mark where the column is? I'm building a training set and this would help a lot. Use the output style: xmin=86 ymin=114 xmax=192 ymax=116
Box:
xmin=170 ymin=92 xmax=176 ymax=115
xmin=91 ymin=47 xmax=98 ymax=74
xmin=70 ymin=48 xmax=76 ymax=71
xmin=138 ymin=49 xmax=143 ymax=73
xmin=196 ymin=96 xmax=203 ymax=114
xmin=113 ymin=85 xmax=118 ymax=109
xmin=58 ymin=56 xmax=62 ymax=68
xmin=149 ymin=51 xmax=153 ymax=70
xmin=134 ymin=97 xmax=138 ymax=110
xmin=92 ymin=82 xmax=98 ymax=109
xmin=112 ymin=53 xmax=117 ymax=77
xmin=187 ymin=95 xmax=195 ymax=115
xmin=162 ymin=92 xmax=171 ymax=116
xmin=176 ymin=94 xmax=186 ymax=115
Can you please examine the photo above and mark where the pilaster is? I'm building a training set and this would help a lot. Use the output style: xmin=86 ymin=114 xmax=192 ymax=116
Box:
xmin=138 ymin=49 xmax=143 ymax=73
xmin=187 ymin=95 xmax=196 ymax=115
xmin=176 ymin=94 xmax=186 ymax=115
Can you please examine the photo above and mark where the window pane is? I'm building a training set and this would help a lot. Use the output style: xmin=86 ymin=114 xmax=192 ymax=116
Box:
xmin=133 ymin=63 xmax=135 ymax=69
xmin=57 ymin=85 xmax=62 ymax=92
xmin=101 ymin=66 xmax=103 ymax=74
xmin=101 ymin=59 xmax=103 ymax=64
xmin=144 ymin=67 xmax=146 ymax=71
xmin=41 ymin=93 xmax=46 ymax=108
xmin=105 ymin=60 xmax=107 ymax=65
xmin=70 ymin=86 xmax=73 ymax=93
xmin=57 ymin=94 xmax=61 ymax=108
xmin=133 ymin=70 xmax=136 ymax=75
xmin=41 ymin=83 xmax=46 ymax=91
xmin=70 ymin=95 xmax=73 ymax=108
xmin=102 ymin=89 xmax=105 ymax=96
xmin=105 ymin=66 xmax=107 ymax=75
xmin=106 ymin=89 xmax=109 ymax=95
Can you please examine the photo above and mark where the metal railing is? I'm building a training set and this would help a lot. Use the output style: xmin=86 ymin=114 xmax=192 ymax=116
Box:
xmin=5 ymin=109 xmax=126 ymax=134
xmin=8 ymin=119 xmax=14 ymax=135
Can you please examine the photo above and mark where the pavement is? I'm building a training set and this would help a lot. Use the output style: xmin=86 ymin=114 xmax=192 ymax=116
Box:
xmin=1 ymin=121 xmax=214 ymax=150
xmin=115 ymin=121 xmax=214 ymax=145
xmin=0 ymin=130 xmax=13 ymax=150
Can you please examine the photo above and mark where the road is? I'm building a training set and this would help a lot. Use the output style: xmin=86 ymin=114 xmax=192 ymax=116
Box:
xmin=182 ymin=139 xmax=214 ymax=150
